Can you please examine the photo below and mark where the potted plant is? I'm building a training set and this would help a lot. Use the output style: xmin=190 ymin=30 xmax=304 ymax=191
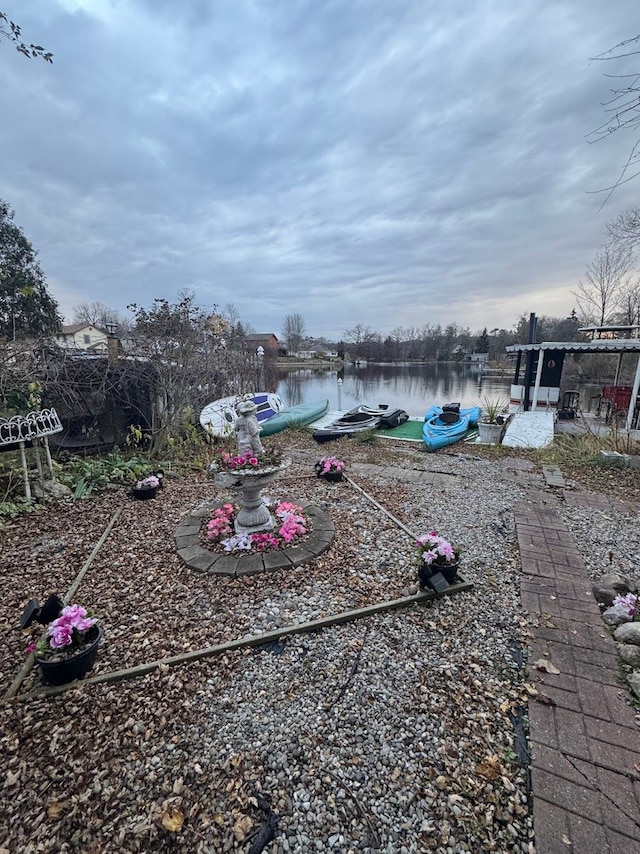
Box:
xmin=33 ymin=604 xmax=102 ymax=686
xmin=132 ymin=473 xmax=161 ymax=499
xmin=416 ymin=531 xmax=460 ymax=587
xmin=477 ymin=397 xmax=508 ymax=445
xmin=314 ymin=456 xmax=345 ymax=482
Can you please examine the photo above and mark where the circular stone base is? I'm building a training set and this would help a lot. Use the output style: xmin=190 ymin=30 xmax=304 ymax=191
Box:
xmin=174 ymin=503 xmax=335 ymax=577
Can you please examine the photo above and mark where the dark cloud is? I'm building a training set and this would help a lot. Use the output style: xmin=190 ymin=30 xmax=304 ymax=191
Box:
xmin=1 ymin=0 xmax=639 ymax=339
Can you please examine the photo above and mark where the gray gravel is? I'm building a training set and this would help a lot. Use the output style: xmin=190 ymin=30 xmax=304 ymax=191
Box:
xmin=7 ymin=438 xmax=630 ymax=853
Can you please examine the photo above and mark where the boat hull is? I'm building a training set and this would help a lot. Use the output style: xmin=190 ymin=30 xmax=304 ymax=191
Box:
xmin=200 ymin=393 xmax=285 ymax=438
xmin=312 ymin=406 xmax=409 ymax=443
xmin=423 ymin=413 xmax=471 ymax=451
xmin=260 ymin=399 xmax=329 ymax=436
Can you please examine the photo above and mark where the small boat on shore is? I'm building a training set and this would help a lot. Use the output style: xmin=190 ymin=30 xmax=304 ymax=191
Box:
xmin=424 ymin=404 xmax=481 ymax=425
xmin=422 ymin=403 xmax=481 ymax=452
xmin=260 ymin=399 xmax=330 ymax=436
xmin=312 ymin=405 xmax=409 ymax=443
xmin=200 ymin=392 xmax=285 ymax=437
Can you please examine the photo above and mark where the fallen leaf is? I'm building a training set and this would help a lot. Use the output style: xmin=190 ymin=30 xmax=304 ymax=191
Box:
xmin=47 ymin=801 xmax=69 ymax=820
xmin=213 ymin=813 xmax=225 ymax=827
xmin=533 ymin=658 xmax=560 ymax=675
xmin=5 ymin=770 xmax=20 ymax=787
xmin=562 ymin=833 xmax=572 ymax=845
xmin=232 ymin=814 xmax=253 ymax=841
xmin=536 ymin=692 xmax=557 ymax=706
xmin=161 ymin=807 xmax=184 ymax=833
xmin=475 ymin=755 xmax=502 ymax=781
xmin=523 ymin=683 xmax=539 ymax=697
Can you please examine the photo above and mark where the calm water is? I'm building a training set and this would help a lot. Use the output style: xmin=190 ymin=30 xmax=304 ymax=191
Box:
xmin=275 ymin=363 xmax=513 ymax=417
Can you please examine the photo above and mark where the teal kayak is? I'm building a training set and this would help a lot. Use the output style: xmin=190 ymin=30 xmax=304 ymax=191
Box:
xmin=423 ymin=412 xmax=473 ymax=451
xmin=260 ymin=399 xmax=329 ymax=436
xmin=425 ymin=404 xmax=481 ymax=425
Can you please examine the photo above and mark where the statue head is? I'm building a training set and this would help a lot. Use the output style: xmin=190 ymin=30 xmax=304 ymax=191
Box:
xmin=236 ymin=400 xmax=258 ymax=417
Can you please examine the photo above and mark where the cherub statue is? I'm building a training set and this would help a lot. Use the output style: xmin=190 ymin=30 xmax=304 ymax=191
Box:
xmin=235 ymin=400 xmax=264 ymax=457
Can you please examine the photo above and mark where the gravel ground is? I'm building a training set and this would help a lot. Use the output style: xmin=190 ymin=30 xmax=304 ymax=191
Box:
xmin=0 ymin=435 xmax=637 ymax=853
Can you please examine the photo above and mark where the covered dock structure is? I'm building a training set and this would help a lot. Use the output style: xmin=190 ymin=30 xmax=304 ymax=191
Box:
xmin=503 ymin=338 xmax=640 ymax=447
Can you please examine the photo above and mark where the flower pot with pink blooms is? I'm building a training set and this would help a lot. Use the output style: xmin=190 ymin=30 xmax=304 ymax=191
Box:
xmin=314 ymin=456 xmax=345 ymax=482
xmin=34 ymin=604 xmax=102 ymax=686
xmin=416 ymin=532 xmax=460 ymax=589
xmin=132 ymin=473 xmax=161 ymax=499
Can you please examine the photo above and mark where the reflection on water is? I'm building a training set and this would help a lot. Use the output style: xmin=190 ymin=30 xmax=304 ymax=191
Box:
xmin=276 ymin=364 xmax=513 ymax=415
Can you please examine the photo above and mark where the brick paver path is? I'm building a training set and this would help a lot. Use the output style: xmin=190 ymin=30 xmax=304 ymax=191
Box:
xmin=515 ymin=502 xmax=640 ymax=853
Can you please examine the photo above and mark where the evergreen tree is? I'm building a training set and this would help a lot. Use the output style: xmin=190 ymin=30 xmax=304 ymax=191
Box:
xmin=475 ymin=327 xmax=490 ymax=353
xmin=0 ymin=200 xmax=62 ymax=339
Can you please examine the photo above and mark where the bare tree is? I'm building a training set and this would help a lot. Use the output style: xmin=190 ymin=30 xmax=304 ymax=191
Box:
xmin=588 ymin=34 xmax=640 ymax=201
xmin=573 ymin=243 xmax=635 ymax=325
xmin=618 ymin=276 xmax=640 ymax=325
xmin=126 ymin=296 xmax=255 ymax=454
xmin=72 ymin=301 xmax=131 ymax=334
xmin=282 ymin=313 xmax=307 ymax=354
xmin=607 ymin=208 xmax=640 ymax=248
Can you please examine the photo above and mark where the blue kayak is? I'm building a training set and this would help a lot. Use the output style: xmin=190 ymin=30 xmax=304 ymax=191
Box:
xmin=425 ymin=404 xmax=481 ymax=425
xmin=423 ymin=412 xmax=471 ymax=451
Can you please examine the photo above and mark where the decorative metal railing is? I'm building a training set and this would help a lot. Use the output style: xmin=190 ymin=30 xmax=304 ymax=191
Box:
xmin=0 ymin=408 xmax=63 ymax=446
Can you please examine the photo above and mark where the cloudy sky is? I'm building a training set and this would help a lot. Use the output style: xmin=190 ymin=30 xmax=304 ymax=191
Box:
xmin=1 ymin=0 xmax=639 ymax=340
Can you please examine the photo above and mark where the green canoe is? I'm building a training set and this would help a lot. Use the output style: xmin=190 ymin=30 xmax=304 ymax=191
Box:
xmin=260 ymin=399 xmax=330 ymax=436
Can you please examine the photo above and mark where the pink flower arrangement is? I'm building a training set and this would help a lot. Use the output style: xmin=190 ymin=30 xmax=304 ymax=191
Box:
xmin=315 ymin=457 xmax=344 ymax=474
xmin=275 ymin=502 xmax=307 ymax=543
xmin=206 ymin=500 xmax=308 ymax=553
xmin=36 ymin=604 xmax=98 ymax=658
xmin=135 ymin=474 xmax=160 ymax=489
xmin=222 ymin=452 xmax=260 ymax=470
xmin=211 ymin=445 xmax=283 ymax=473
xmin=206 ymin=503 xmax=235 ymax=539
xmin=416 ymin=531 xmax=459 ymax=567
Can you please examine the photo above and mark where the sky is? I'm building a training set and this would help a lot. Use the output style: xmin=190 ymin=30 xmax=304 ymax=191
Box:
xmin=1 ymin=0 xmax=640 ymax=341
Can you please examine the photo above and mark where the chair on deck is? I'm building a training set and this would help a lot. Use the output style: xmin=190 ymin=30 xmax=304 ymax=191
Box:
xmin=558 ymin=390 xmax=580 ymax=420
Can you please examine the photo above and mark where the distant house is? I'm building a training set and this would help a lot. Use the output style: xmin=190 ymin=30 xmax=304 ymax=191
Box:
xmin=56 ymin=323 xmax=108 ymax=353
xmin=245 ymin=333 xmax=285 ymax=355
xmin=464 ymin=352 xmax=489 ymax=365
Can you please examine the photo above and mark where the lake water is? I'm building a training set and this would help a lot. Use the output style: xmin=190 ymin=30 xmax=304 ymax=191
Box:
xmin=276 ymin=363 xmax=513 ymax=417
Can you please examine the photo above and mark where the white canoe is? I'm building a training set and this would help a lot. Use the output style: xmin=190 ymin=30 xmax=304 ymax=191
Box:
xmin=199 ymin=392 xmax=286 ymax=438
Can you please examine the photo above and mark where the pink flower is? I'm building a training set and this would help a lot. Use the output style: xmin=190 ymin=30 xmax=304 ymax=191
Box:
xmin=249 ymin=457 xmax=258 ymax=466
xmin=25 ymin=642 xmax=36 ymax=655
xmin=417 ymin=531 xmax=458 ymax=568
xmin=438 ymin=540 xmax=455 ymax=560
xmin=48 ymin=623 xmax=73 ymax=648
xmin=60 ymin=604 xmax=87 ymax=622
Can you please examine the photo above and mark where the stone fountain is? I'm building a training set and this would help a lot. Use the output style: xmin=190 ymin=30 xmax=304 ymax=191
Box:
xmin=213 ymin=400 xmax=291 ymax=534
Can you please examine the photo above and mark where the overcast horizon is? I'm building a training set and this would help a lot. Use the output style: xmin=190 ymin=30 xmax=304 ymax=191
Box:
xmin=2 ymin=0 xmax=640 ymax=340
